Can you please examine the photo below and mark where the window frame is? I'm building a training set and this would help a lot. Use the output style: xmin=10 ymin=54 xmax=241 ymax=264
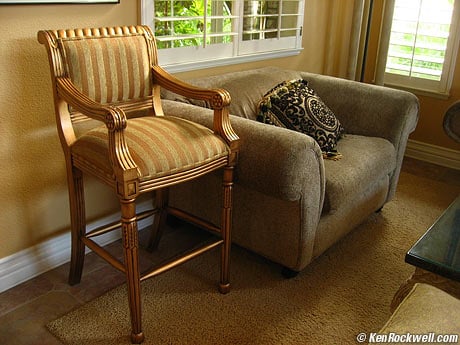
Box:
xmin=141 ymin=0 xmax=304 ymax=73
xmin=383 ymin=0 xmax=460 ymax=97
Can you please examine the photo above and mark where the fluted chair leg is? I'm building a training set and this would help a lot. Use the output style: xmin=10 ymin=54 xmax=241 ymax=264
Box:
xmin=68 ymin=168 xmax=86 ymax=286
xmin=121 ymin=199 xmax=144 ymax=344
xmin=148 ymin=189 xmax=169 ymax=251
xmin=219 ymin=166 xmax=234 ymax=294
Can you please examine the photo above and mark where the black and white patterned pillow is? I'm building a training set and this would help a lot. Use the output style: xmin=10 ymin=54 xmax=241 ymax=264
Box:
xmin=258 ymin=79 xmax=344 ymax=157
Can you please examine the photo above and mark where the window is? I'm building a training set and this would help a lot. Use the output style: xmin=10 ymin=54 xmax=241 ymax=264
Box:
xmin=384 ymin=0 xmax=460 ymax=95
xmin=141 ymin=0 xmax=304 ymax=72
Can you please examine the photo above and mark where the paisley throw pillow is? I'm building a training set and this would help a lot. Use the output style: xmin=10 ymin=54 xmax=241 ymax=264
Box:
xmin=257 ymin=79 xmax=344 ymax=158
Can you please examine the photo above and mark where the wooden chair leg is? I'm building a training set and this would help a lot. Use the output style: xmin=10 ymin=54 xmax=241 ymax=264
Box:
xmin=148 ymin=188 xmax=169 ymax=251
xmin=121 ymin=199 xmax=144 ymax=344
xmin=219 ymin=166 xmax=234 ymax=294
xmin=68 ymin=167 xmax=86 ymax=286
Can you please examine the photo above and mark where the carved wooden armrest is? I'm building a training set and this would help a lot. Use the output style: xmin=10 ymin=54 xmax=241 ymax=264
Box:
xmin=152 ymin=66 xmax=239 ymax=152
xmin=56 ymin=77 xmax=139 ymax=180
xmin=57 ymin=78 xmax=126 ymax=128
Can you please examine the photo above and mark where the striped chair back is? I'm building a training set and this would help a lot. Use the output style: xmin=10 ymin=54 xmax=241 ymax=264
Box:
xmin=59 ymin=34 xmax=152 ymax=105
xmin=39 ymin=26 xmax=159 ymax=142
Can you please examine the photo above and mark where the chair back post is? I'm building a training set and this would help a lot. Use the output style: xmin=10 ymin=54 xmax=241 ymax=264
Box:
xmin=135 ymin=25 xmax=166 ymax=118
xmin=38 ymin=30 xmax=77 ymax=151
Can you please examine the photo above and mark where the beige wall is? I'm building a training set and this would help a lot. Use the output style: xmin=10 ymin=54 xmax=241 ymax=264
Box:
xmin=0 ymin=1 xmax=139 ymax=259
xmin=0 ymin=0 xmax=457 ymax=261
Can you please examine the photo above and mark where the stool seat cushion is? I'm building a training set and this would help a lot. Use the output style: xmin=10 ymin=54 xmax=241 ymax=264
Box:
xmin=72 ymin=116 xmax=229 ymax=181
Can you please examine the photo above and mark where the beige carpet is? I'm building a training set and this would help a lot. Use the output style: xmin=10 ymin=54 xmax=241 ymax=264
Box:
xmin=47 ymin=171 xmax=460 ymax=345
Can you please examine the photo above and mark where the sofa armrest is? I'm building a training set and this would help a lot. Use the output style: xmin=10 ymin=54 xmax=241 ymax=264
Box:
xmin=301 ymin=72 xmax=419 ymax=145
xmin=302 ymin=72 xmax=419 ymax=201
xmin=162 ymin=99 xmax=325 ymax=204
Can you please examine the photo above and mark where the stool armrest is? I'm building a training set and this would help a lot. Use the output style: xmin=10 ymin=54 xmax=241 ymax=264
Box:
xmin=153 ymin=66 xmax=239 ymax=151
xmin=57 ymin=78 xmax=127 ymax=129
xmin=56 ymin=77 xmax=139 ymax=182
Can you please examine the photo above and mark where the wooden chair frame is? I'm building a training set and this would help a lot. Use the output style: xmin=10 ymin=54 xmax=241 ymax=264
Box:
xmin=38 ymin=26 xmax=239 ymax=344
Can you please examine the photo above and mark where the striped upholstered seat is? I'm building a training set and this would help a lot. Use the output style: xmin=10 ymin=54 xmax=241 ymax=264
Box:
xmin=72 ymin=116 xmax=229 ymax=181
xmin=38 ymin=26 xmax=239 ymax=344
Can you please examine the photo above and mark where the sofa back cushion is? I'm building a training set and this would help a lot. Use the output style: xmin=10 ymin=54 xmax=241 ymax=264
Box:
xmin=162 ymin=67 xmax=302 ymax=121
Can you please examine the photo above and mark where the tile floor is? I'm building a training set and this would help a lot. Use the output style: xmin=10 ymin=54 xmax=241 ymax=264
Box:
xmin=0 ymin=157 xmax=458 ymax=345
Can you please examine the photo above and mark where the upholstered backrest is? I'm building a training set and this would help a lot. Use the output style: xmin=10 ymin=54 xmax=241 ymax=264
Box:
xmin=162 ymin=67 xmax=302 ymax=121
xmin=38 ymin=26 xmax=158 ymax=143
xmin=59 ymin=34 xmax=152 ymax=105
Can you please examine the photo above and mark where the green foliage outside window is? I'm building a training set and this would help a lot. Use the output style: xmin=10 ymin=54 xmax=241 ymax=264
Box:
xmin=154 ymin=0 xmax=233 ymax=49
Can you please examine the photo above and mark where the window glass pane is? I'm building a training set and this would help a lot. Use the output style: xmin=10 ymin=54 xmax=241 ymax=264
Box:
xmin=242 ymin=1 xmax=301 ymax=41
xmin=154 ymin=0 xmax=236 ymax=49
xmin=142 ymin=0 xmax=304 ymax=69
xmin=243 ymin=1 xmax=277 ymax=40
xmin=385 ymin=0 xmax=455 ymax=81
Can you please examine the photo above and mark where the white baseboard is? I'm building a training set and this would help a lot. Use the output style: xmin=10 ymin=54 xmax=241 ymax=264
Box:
xmin=0 ymin=200 xmax=154 ymax=294
xmin=405 ymin=139 xmax=460 ymax=170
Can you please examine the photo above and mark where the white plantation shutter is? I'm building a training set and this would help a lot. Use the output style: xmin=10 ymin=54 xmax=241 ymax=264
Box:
xmin=141 ymin=0 xmax=304 ymax=70
xmin=384 ymin=0 xmax=460 ymax=95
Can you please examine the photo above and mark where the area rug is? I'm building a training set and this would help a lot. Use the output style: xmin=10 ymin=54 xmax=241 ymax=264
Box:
xmin=47 ymin=171 xmax=460 ymax=345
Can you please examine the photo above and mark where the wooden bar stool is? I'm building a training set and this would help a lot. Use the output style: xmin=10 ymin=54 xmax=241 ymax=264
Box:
xmin=38 ymin=25 xmax=239 ymax=344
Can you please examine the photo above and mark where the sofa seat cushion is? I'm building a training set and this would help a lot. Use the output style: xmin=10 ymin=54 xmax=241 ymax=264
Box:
xmin=322 ymin=134 xmax=396 ymax=214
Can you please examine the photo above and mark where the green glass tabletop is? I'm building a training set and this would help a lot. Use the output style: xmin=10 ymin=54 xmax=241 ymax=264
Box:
xmin=405 ymin=196 xmax=460 ymax=281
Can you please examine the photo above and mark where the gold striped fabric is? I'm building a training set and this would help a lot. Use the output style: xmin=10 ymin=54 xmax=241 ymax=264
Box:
xmin=60 ymin=35 xmax=152 ymax=104
xmin=71 ymin=116 xmax=229 ymax=181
